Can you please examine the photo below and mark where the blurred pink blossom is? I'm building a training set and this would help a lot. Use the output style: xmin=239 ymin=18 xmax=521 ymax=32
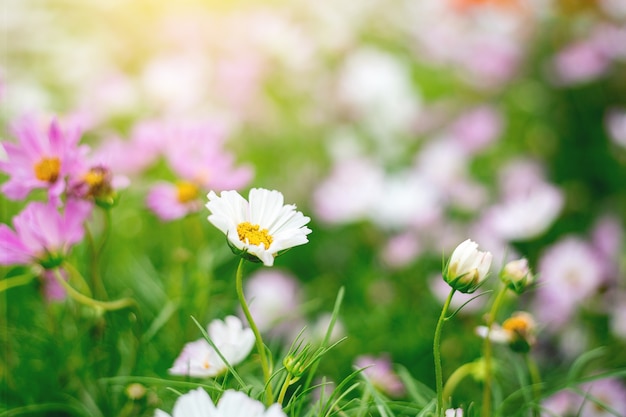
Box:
xmin=550 ymin=40 xmax=610 ymax=86
xmin=533 ymin=237 xmax=604 ymax=330
xmin=450 ymin=106 xmax=503 ymax=154
xmin=243 ymin=269 xmax=303 ymax=336
xmin=541 ymin=378 xmax=626 ymax=417
xmin=354 ymin=354 xmax=405 ymax=397
xmin=0 ymin=116 xmax=88 ymax=202
xmin=0 ymin=200 xmax=92 ymax=267
xmin=381 ymin=232 xmax=422 ymax=269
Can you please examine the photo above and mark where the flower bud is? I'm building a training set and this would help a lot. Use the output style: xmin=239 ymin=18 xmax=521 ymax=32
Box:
xmin=444 ymin=239 xmax=493 ymax=293
xmin=501 ymin=258 xmax=534 ymax=294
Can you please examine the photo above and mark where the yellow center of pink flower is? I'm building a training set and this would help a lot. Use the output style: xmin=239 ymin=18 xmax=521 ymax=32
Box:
xmin=84 ymin=169 xmax=105 ymax=187
xmin=237 ymin=222 xmax=273 ymax=248
xmin=34 ymin=157 xmax=61 ymax=182
xmin=176 ymin=181 xmax=199 ymax=203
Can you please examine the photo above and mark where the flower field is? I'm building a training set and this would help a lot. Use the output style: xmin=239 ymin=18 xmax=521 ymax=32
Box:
xmin=1 ymin=1 xmax=626 ymax=416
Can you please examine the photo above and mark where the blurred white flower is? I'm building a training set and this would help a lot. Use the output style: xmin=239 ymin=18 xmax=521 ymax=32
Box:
xmin=155 ymin=388 xmax=213 ymax=417
xmin=606 ymin=107 xmax=626 ymax=148
xmin=476 ymin=311 xmax=537 ymax=352
xmin=483 ymin=183 xmax=563 ymax=241
xmin=156 ymin=389 xmax=287 ymax=417
xmin=445 ymin=408 xmax=463 ymax=417
xmin=444 ymin=239 xmax=493 ymax=293
xmin=206 ymin=188 xmax=311 ymax=266
xmin=169 ymin=316 xmax=254 ymax=378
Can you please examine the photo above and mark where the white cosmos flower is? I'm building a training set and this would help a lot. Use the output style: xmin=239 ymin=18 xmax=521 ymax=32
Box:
xmin=444 ymin=239 xmax=493 ymax=293
xmin=155 ymin=388 xmax=213 ymax=417
xmin=206 ymin=188 xmax=312 ymax=266
xmin=169 ymin=316 xmax=255 ymax=378
xmin=155 ymin=389 xmax=287 ymax=417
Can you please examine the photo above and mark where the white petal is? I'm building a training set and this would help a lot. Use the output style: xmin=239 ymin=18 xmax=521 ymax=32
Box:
xmin=172 ymin=388 xmax=215 ymax=417
xmin=216 ymin=390 xmax=265 ymax=417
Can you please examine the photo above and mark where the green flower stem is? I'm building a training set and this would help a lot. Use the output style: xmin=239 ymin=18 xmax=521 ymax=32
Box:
xmin=481 ymin=284 xmax=508 ymax=417
xmin=524 ymin=353 xmax=541 ymax=417
xmin=52 ymin=267 xmax=136 ymax=312
xmin=277 ymin=373 xmax=294 ymax=405
xmin=434 ymin=287 xmax=456 ymax=417
xmin=0 ymin=272 xmax=36 ymax=293
xmin=442 ymin=361 xmax=477 ymax=402
xmin=356 ymin=387 xmax=371 ymax=417
xmin=235 ymin=258 xmax=274 ymax=405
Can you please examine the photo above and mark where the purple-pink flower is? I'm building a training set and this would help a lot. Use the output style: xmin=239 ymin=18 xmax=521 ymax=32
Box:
xmin=144 ymin=121 xmax=253 ymax=221
xmin=0 ymin=116 xmax=88 ymax=202
xmin=0 ymin=200 xmax=92 ymax=268
xmin=354 ymin=354 xmax=405 ymax=397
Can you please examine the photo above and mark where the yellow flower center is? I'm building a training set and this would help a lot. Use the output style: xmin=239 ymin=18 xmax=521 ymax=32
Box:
xmin=84 ymin=169 xmax=105 ymax=187
xmin=176 ymin=181 xmax=199 ymax=203
xmin=34 ymin=157 xmax=61 ymax=182
xmin=237 ymin=221 xmax=273 ymax=248
xmin=502 ymin=316 xmax=531 ymax=334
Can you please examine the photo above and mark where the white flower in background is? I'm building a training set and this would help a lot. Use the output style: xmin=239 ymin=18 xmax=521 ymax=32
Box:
xmin=444 ymin=239 xmax=493 ymax=293
xmin=169 ymin=316 xmax=254 ymax=378
xmin=155 ymin=389 xmax=287 ymax=417
xmin=476 ymin=311 xmax=537 ymax=353
xmin=206 ymin=188 xmax=311 ymax=266
xmin=445 ymin=408 xmax=463 ymax=417
xmin=606 ymin=107 xmax=626 ymax=148
xmin=155 ymin=388 xmax=213 ymax=417
xmin=483 ymin=183 xmax=564 ymax=241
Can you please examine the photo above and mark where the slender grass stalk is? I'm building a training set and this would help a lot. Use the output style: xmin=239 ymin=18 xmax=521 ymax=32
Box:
xmin=481 ymin=284 xmax=508 ymax=417
xmin=524 ymin=353 xmax=541 ymax=417
xmin=0 ymin=272 xmax=36 ymax=293
xmin=234 ymin=258 xmax=274 ymax=404
xmin=356 ymin=386 xmax=371 ymax=417
xmin=434 ymin=287 xmax=456 ymax=417
xmin=52 ymin=266 xmax=136 ymax=312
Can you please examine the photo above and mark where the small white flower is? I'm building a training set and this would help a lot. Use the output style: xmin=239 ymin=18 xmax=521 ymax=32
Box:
xmin=444 ymin=239 xmax=493 ymax=293
xmin=206 ymin=188 xmax=312 ymax=266
xmin=476 ymin=311 xmax=537 ymax=353
xmin=155 ymin=389 xmax=287 ymax=417
xmin=169 ymin=316 xmax=255 ymax=378
xmin=445 ymin=408 xmax=463 ymax=417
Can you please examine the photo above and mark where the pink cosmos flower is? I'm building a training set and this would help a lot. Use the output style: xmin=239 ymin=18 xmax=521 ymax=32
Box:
xmin=533 ymin=236 xmax=604 ymax=330
xmin=541 ymin=378 xmax=626 ymax=417
xmin=0 ymin=200 xmax=92 ymax=268
xmin=354 ymin=354 xmax=405 ymax=397
xmin=450 ymin=106 xmax=503 ymax=154
xmin=146 ymin=122 xmax=253 ymax=221
xmin=550 ymin=40 xmax=610 ymax=86
xmin=0 ymin=116 xmax=88 ymax=201
xmin=242 ymin=269 xmax=302 ymax=336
